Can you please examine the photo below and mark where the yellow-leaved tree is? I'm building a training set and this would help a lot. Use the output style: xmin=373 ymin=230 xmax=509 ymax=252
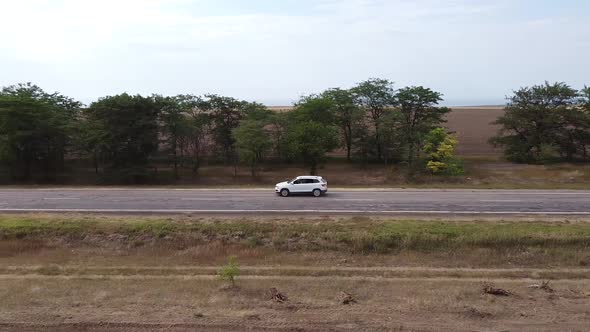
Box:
xmin=422 ymin=127 xmax=463 ymax=175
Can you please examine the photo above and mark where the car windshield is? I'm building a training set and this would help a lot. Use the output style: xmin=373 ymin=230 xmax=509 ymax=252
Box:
xmin=290 ymin=178 xmax=298 ymax=183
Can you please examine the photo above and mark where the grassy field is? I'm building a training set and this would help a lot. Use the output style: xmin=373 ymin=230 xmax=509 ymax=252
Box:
xmin=2 ymin=214 xmax=590 ymax=255
xmin=1 ymin=214 xmax=590 ymax=331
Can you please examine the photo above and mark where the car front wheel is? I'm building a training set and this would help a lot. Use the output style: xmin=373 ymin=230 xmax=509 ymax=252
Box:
xmin=312 ymin=189 xmax=322 ymax=197
xmin=280 ymin=189 xmax=290 ymax=197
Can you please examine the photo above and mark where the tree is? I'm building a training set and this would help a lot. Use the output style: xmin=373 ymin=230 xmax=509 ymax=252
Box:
xmin=0 ymin=83 xmax=81 ymax=181
xmin=155 ymin=95 xmax=193 ymax=179
xmin=491 ymin=82 xmax=580 ymax=163
xmin=218 ymin=256 xmax=240 ymax=288
xmin=423 ymin=127 xmax=463 ymax=175
xmin=579 ymin=87 xmax=590 ymax=159
xmin=351 ymin=78 xmax=396 ymax=161
xmin=377 ymin=109 xmax=405 ymax=165
xmin=287 ymin=121 xmax=339 ymax=175
xmin=267 ymin=112 xmax=290 ymax=162
xmin=200 ymin=95 xmax=247 ymax=164
xmin=395 ymin=86 xmax=451 ymax=168
xmin=322 ymin=88 xmax=363 ymax=161
xmin=285 ymin=96 xmax=339 ymax=174
xmin=553 ymin=86 xmax=590 ymax=161
xmin=184 ymin=96 xmax=212 ymax=176
xmin=233 ymin=119 xmax=272 ymax=177
xmin=84 ymin=94 xmax=159 ymax=183
xmin=292 ymin=94 xmax=335 ymax=126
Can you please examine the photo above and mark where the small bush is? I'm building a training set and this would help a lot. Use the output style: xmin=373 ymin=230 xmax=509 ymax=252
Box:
xmin=423 ymin=127 xmax=464 ymax=176
xmin=218 ymin=256 xmax=240 ymax=287
xmin=246 ymin=236 xmax=263 ymax=247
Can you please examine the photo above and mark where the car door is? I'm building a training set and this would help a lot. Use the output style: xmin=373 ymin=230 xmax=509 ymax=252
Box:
xmin=303 ymin=179 xmax=316 ymax=193
xmin=290 ymin=179 xmax=305 ymax=193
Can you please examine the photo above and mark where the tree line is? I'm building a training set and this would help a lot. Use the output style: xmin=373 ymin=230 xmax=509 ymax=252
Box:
xmin=1 ymin=80 xmax=587 ymax=184
xmin=491 ymin=82 xmax=590 ymax=163
xmin=0 ymin=79 xmax=458 ymax=183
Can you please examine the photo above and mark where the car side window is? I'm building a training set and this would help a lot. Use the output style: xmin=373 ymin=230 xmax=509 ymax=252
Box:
xmin=293 ymin=180 xmax=301 ymax=184
xmin=312 ymin=179 xmax=320 ymax=183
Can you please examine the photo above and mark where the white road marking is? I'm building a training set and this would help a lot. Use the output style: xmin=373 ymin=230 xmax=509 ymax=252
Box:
xmin=0 ymin=208 xmax=589 ymax=215
xmin=43 ymin=197 xmax=80 ymax=200
xmin=2 ymin=188 xmax=590 ymax=194
xmin=181 ymin=198 xmax=221 ymax=201
xmin=326 ymin=198 xmax=376 ymax=201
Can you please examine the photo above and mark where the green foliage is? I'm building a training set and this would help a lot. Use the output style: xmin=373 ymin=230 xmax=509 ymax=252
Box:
xmin=423 ymin=127 xmax=463 ymax=175
xmin=0 ymin=83 xmax=81 ymax=181
xmin=286 ymin=95 xmax=340 ymax=174
xmin=184 ymin=100 xmax=212 ymax=175
xmin=218 ymin=256 xmax=240 ymax=287
xmin=3 ymin=79 xmax=589 ymax=185
xmin=396 ymin=86 xmax=451 ymax=168
xmin=491 ymin=82 xmax=590 ymax=163
xmin=155 ymin=95 xmax=196 ymax=179
xmin=351 ymin=78 xmax=397 ymax=161
xmin=233 ymin=103 xmax=274 ymax=176
xmin=321 ymin=88 xmax=363 ymax=161
xmin=84 ymin=94 xmax=160 ymax=183
xmin=233 ymin=119 xmax=272 ymax=176
xmin=200 ymin=95 xmax=248 ymax=163
xmin=287 ymin=121 xmax=339 ymax=175
xmin=292 ymin=94 xmax=335 ymax=125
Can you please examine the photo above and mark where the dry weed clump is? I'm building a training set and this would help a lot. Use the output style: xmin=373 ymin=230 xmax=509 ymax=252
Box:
xmin=339 ymin=291 xmax=357 ymax=305
xmin=269 ymin=287 xmax=288 ymax=303
xmin=482 ymin=283 xmax=512 ymax=296
xmin=528 ymin=280 xmax=554 ymax=293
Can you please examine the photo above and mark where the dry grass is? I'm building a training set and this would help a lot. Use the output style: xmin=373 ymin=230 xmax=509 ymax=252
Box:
xmin=2 ymin=214 xmax=590 ymax=254
xmin=1 ymin=277 xmax=588 ymax=331
xmin=1 ymin=214 xmax=590 ymax=330
xmin=1 ymin=214 xmax=590 ymax=269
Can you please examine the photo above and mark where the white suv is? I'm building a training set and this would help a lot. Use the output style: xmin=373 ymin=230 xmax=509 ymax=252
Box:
xmin=275 ymin=176 xmax=328 ymax=197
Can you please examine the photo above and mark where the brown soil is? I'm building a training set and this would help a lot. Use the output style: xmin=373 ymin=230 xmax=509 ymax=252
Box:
xmin=445 ymin=107 xmax=504 ymax=156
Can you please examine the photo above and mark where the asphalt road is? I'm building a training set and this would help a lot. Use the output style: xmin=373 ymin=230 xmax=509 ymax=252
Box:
xmin=0 ymin=188 xmax=589 ymax=215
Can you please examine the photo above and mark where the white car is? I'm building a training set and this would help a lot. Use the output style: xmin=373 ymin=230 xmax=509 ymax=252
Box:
xmin=275 ymin=176 xmax=328 ymax=197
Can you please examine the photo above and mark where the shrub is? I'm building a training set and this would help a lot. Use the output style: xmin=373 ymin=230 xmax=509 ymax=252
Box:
xmin=218 ymin=256 xmax=240 ymax=287
xmin=423 ymin=127 xmax=464 ymax=175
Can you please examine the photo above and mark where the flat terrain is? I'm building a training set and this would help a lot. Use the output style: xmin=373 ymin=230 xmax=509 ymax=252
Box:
xmin=444 ymin=106 xmax=504 ymax=156
xmin=1 ymin=189 xmax=590 ymax=215
xmin=1 ymin=215 xmax=589 ymax=331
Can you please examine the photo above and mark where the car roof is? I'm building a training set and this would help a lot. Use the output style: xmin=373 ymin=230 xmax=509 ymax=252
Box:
xmin=297 ymin=175 xmax=323 ymax=179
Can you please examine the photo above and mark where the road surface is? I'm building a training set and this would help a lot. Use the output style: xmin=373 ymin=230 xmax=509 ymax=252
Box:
xmin=0 ymin=188 xmax=589 ymax=215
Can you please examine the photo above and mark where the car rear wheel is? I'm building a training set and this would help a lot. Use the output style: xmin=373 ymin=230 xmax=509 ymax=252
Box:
xmin=312 ymin=189 xmax=322 ymax=197
xmin=280 ymin=189 xmax=290 ymax=197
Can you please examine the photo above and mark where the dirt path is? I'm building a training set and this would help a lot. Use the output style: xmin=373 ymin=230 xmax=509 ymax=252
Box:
xmin=2 ymin=265 xmax=590 ymax=280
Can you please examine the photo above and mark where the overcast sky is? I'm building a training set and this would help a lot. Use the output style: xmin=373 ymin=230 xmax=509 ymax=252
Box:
xmin=1 ymin=0 xmax=589 ymax=106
